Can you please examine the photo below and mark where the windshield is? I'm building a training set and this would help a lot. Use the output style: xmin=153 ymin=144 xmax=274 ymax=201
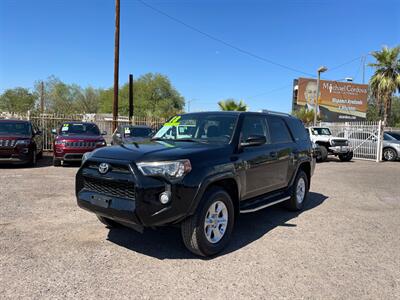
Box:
xmin=154 ymin=114 xmax=238 ymax=143
xmin=123 ymin=127 xmax=152 ymax=138
xmin=312 ymin=128 xmax=331 ymax=135
xmin=0 ymin=122 xmax=31 ymax=136
xmin=59 ymin=123 xmax=100 ymax=136
xmin=386 ymin=132 xmax=400 ymax=141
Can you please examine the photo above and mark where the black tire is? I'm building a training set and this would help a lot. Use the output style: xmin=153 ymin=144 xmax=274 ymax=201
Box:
xmin=181 ymin=187 xmax=235 ymax=257
xmin=53 ymin=157 xmax=61 ymax=167
xmin=383 ymin=148 xmax=397 ymax=161
xmin=97 ymin=215 xmax=121 ymax=228
xmin=286 ymin=170 xmax=309 ymax=211
xmin=28 ymin=149 xmax=37 ymax=167
xmin=339 ymin=151 xmax=353 ymax=162
xmin=316 ymin=146 xmax=328 ymax=162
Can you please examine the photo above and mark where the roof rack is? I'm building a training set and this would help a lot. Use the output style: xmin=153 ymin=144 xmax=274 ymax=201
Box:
xmin=261 ymin=110 xmax=292 ymax=117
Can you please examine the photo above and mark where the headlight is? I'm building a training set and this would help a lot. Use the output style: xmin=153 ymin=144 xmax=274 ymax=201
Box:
xmin=55 ymin=140 xmax=66 ymax=145
xmin=312 ymin=142 xmax=319 ymax=149
xmin=15 ymin=139 xmax=30 ymax=146
xmin=331 ymin=140 xmax=335 ymax=146
xmin=81 ymin=152 xmax=93 ymax=166
xmin=137 ymin=159 xmax=192 ymax=179
xmin=96 ymin=140 xmax=107 ymax=146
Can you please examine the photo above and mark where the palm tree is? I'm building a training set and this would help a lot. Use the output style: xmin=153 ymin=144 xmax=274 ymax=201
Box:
xmin=368 ymin=46 xmax=400 ymax=124
xmin=218 ymin=99 xmax=248 ymax=111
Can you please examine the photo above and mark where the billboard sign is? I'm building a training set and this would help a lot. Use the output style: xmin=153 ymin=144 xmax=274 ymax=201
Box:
xmin=294 ymin=77 xmax=368 ymax=122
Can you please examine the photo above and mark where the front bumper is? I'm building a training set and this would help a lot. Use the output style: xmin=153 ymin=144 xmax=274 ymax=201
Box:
xmin=76 ymin=158 xmax=199 ymax=228
xmin=0 ymin=148 xmax=31 ymax=164
xmin=328 ymin=145 xmax=351 ymax=154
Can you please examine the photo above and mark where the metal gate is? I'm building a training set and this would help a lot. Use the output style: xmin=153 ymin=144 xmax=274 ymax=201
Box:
xmin=319 ymin=121 xmax=384 ymax=161
xmin=1 ymin=112 xmax=165 ymax=151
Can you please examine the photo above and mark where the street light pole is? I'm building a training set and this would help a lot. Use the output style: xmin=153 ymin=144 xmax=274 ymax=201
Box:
xmin=314 ymin=66 xmax=328 ymax=126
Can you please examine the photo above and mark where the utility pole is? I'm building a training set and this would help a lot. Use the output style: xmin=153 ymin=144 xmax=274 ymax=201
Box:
xmin=129 ymin=74 xmax=134 ymax=123
xmin=40 ymin=81 xmax=44 ymax=113
xmin=112 ymin=0 xmax=120 ymax=132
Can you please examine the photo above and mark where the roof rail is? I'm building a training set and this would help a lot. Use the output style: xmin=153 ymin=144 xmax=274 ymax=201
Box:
xmin=261 ymin=109 xmax=292 ymax=117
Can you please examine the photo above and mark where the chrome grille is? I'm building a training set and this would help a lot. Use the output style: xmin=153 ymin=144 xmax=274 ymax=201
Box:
xmin=83 ymin=177 xmax=135 ymax=200
xmin=65 ymin=141 xmax=96 ymax=148
xmin=0 ymin=139 xmax=16 ymax=148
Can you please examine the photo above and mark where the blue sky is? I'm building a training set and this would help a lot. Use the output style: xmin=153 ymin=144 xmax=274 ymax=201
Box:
xmin=1 ymin=0 xmax=399 ymax=113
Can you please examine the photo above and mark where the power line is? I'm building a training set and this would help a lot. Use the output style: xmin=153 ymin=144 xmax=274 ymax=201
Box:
xmin=136 ymin=0 xmax=315 ymax=77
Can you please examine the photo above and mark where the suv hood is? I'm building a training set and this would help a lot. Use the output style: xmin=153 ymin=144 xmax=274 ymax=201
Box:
xmin=0 ymin=135 xmax=31 ymax=140
xmin=91 ymin=140 xmax=230 ymax=163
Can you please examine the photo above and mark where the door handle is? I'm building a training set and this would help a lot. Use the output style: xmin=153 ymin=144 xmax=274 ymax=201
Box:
xmin=270 ymin=151 xmax=277 ymax=158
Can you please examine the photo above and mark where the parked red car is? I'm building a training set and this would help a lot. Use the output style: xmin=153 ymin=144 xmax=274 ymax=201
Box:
xmin=52 ymin=122 xmax=107 ymax=166
xmin=0 ymin=119 xmax=43 ymax=166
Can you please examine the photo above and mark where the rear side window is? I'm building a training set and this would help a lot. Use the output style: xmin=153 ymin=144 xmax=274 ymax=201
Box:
xmin=267 ymin=116 xmax=293 ymax=144
xmin=286 ymin=118 xmax=309 ymax=142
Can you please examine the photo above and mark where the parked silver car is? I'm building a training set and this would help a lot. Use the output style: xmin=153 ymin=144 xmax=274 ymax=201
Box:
xmin=343 ymin=131 xmax=400 ymax=161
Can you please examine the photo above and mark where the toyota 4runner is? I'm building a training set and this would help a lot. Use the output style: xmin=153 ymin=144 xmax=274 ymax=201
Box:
xmin=76 ymin=111 xmax=315 ymax=256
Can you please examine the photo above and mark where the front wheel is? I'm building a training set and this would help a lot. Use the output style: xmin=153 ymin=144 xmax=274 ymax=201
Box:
xmin=181 ymin=187 xmax=235 ymax=257
xmin=316 ymin=146 xmax=328 ymax=162
xmin=339 ymin=151 xmax=353 ymax=162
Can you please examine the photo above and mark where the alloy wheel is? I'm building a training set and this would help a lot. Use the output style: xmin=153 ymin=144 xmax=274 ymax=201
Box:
xmin=296 ymin=177 xmax=306 ymax=204
xmin=204 ymin=200 xmax=228 ymax=244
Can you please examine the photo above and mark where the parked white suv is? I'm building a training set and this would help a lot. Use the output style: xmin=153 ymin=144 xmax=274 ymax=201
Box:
xmin=307 ymin=127 xmax=353 ymax=162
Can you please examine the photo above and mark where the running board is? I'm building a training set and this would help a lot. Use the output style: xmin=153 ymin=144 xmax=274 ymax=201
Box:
xmin=240 ymin=196 xmax=291 ymax=214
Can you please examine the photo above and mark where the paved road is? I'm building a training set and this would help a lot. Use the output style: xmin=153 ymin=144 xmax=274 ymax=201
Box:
xmin=1 ymin=157 xmax=399 ymax=299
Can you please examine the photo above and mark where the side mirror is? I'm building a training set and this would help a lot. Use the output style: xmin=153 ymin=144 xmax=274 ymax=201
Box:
xmin=51 ymin=129 xmax=57 ymax=135
xmin=101 ymin=131 xmax=107 ymax=136
xmin=241 ymin=135 xmax=266 ymax=147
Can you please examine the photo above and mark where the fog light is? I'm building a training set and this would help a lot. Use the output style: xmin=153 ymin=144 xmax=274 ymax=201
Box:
xmin=159 ymin=192 xmax=170 ymax=204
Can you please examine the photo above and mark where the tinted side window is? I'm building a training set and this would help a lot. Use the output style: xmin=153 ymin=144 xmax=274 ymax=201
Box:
xmin=286 ymin=118 xmax=309 ymax=142
xmin=240 ymin=115 xmax=268 ymax=143
xmin=267 ymin=116 xmax=293 ymax=144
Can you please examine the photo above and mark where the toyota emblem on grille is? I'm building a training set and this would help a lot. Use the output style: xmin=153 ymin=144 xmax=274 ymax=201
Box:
xmin=98 ymin=163 xmax=110 ymax=174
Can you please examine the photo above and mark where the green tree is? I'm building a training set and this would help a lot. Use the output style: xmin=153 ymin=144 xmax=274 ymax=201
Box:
xmin=74 ymin=86 xmax=100 ymax=113
xmin=0 ymin=87 xmax=37 ymax=113
xmin=368 ymin=46 xmax=400 ymax=124
xmin=218 ymin=99 xmax=248 ymax=111
xmin=98 ymin=73 xmax=185 ymax=118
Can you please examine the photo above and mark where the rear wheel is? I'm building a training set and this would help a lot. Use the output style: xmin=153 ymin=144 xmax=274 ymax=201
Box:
xmin=181 ymin=187 xmax=234 ymax=257
xmin=339 ymin=151 xmax=353 ymax=162
xmin=97 ymin=215 xmax=121 ymax=228
xmin=383 ymin=148 xmax=397 ymax=161
xmin=53 ymin=157 xmax=61 ymax=167
xmin=286 ymin=170 xmax=309 ymax=211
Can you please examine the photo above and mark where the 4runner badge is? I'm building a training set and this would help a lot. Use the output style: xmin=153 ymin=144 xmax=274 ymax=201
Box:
xmin=98 ymin=163 xmax=110 ymax=174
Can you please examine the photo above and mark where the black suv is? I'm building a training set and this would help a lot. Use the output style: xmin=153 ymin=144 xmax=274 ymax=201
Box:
xmin=76 ymin=111 xmax=314 ymax=256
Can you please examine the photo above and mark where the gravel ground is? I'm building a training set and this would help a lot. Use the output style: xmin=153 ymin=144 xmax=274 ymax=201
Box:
xmin=1 ymin=156 xmax=399 ymax=299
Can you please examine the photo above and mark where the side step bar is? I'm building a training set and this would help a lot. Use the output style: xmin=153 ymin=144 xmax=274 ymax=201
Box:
xmin=240 ymin=196 xmax=290 ymax=214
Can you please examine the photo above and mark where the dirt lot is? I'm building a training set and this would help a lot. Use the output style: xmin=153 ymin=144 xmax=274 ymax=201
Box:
xmin=1 ymin=156 xmax=399 ymax=299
